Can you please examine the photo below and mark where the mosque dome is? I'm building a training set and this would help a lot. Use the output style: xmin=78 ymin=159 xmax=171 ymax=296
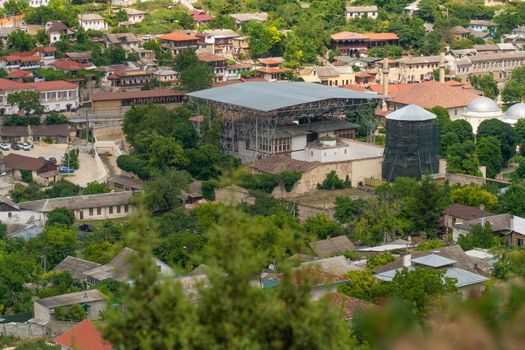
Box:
xmin=506 ymin=102 xmax=525 ymax=120
xmin=465 ymin=97 xmax=501 ymax=113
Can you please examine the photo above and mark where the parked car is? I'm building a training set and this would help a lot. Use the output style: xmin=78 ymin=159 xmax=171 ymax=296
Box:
xmin=23 ymin=143 xmax=31 ymax=151
xmin=11 ymin=143 xmax=20 ymax=150
xmin=0 ymin=143 xmax=9 ymax=151
xmin=59 ymin=166 xmax=75 ymax=173
xmin=49 ymin=157 xmax=57 ymax=164
xmin=78 ymin=224 xmax=94 ymax=232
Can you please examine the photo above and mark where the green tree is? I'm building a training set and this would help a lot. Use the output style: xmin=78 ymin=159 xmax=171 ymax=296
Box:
xmin=83 ymin=181 xmax=110 ymax=195
xmin=36 ymin=29 xmax=50 ymax=46
xmin=0 ymin=253 xmax=35 ymax=314
xmin=366 ymin=252 xmax=395 ymax=269
xmin=4 ymin=0 xmax=28 ymax=16
xmin=334 ymin=196 xmax=366 ymax=223
xmin=404 ymin=176 xmax=448 ymax=237
xmin=389 ymin=267 xmax=457 ymax=318
xmin=477 ymin=136 xmax=504 ymax=178
xmin=82 ymin=241 xmax=114 ymax=264
xmin=498 ymin=183 xmax=525 ymax=216
xmin=477 ymin=119 xmax=516 ymax=163
xmin=303 ymin=213 xmax=346 ymax=240
xmin=338 ymin=269 xmax=387 ymax=303
xmin=415 ymin=239 xmax=446 ymax=251
xmin=179 ymin=62 xmax=214 ymax=92
xmin=185 ymin=144 xmax=222 ymax=180
xmin=458 ymin=223 xmax=499 ymax=251
xmin=143 ymin=170 xmax=191 ymax=212
xmin=502 ymin=66 xmax=525 ymax=103
xmin=46 ymin=207 xmax=75 ymax=227
xmin=7 ymin=30 xmax=36 ymax=52
xmin=450 ymin=185 xmax=498 ymax=212
xmin=447 ymin=141 xmax=481 ymax=176
xmin=471 ymin=75 xmax=499 ymax=100
xmin=7 ymin=91 xmax=44 ymax=116
xmin=317 ymin=170 xmax=351 ymax=190
xmin=45 ymin=179 xmax=81 ymax=198
xmin=44 ymin=112 xmax=68 ymax=125
xmin=27 ymin=225 xmax=78 ymax=269
xmin=515 ymin=119 xmax=525 ymax=154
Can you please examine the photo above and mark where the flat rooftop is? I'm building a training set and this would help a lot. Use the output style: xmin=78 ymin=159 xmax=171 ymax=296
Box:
xmin=187 ymin=82 xmax=380 ymax=113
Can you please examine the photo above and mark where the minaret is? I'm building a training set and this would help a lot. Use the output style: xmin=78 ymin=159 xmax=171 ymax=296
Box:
xmin=381 ymin=52 xmax=390 ymax=111
xmin=439 ymin=42 xmax=446 ymax=84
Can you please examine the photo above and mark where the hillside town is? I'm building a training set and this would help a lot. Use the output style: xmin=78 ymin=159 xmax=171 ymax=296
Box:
xmin=1 ymin=0 xmax=525 ymax=349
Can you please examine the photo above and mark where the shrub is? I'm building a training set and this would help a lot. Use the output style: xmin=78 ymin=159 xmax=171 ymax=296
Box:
xmin=116 ymin=155 xmax=152 ymax=180
xmin=20 ymin=169 xmax=32 ymax=183
xmin=46 ymin=207 xmax=75 ymax=227
xmin=201 ymin=180 xmax=216 ymax=200
xmin=317 ymin=171 xmax=351 ymax=190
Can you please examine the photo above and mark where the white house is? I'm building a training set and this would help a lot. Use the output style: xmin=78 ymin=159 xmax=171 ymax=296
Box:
xmin=118 ymin=8 xmax=146 ymax=25
xmin=345 ymin=6 xmax=378 ymax=20
xmin=28 ymin=0 xmax=49 ymax=7
xmin=45 ymin=21 xmax=69 ymax=45
xmin=78 ymin=13 xmax=109 ymax=31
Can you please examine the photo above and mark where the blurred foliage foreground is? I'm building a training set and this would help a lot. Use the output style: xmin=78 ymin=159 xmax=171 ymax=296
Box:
xmin=99 ymin=202 xmax=525 ymax=350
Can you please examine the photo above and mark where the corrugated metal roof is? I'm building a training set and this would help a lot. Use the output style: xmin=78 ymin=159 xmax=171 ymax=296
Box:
xmin=386 ymin=104 xmax=436 ymax=121
xmin=412 ymin=254 xmax=457 ymax=268
xmin=187 ymin=82 xmax=381 ymax=112
xmin=444 ymin=267 xmax=489 ymax=287
xmin=36 ymin=290 xmax=106 ymax=308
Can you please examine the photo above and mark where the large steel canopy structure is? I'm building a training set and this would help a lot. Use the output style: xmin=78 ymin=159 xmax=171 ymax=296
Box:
xmin=187 ymin=82 xmax=381 ymax=161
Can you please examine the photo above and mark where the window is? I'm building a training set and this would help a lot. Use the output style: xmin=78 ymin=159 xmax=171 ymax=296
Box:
xmin=109 ymin=206 xmax=113 ymax=214
xmin=124 ymin=205 xmax=129 ymax=213
xmin=97 ymin=207 xmax=101 ymax=215
xmin=89 ymin=208 xmax=93 ymax=216
xmin=8 ymin=212 xmax=11 ymax=218
xmin=117 ymin=206 xmax=121 ymax=213
xmin=518 ymin=238 xmax=524 ymax=247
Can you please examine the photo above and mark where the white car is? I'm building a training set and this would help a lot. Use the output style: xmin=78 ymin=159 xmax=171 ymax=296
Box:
xmin=0 ymin=143 xmax=8 ymax=151
xmin=23 ymin=143 xmax=31 ymax=151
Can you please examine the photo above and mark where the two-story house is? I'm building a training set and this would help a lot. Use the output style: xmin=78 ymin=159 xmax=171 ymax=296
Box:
xmin=103 ymin=33 xmax=141 ymax=53
xmin=78 ymin=13 xmax=109 ymax=31
xmin=197 ymin=52 xmax=227 ymax=82
xmin=45 ymin=21 xmax=69 ymax=44
xmin=159 ymin=31 xmax=199 ymax=56
xmin=345 ymin=5 xmax=378 ymax=20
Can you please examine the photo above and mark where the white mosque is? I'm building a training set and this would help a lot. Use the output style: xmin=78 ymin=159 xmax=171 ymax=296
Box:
xmin=455 ymin=96 xmax=525 ymax=133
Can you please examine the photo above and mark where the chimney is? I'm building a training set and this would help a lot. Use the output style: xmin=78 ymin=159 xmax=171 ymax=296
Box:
xmin=439 ymin=42 xmax=446 ymax=84
xmin=381 ymin=51 xmax=390 ymax=111
xmin=402 ymin=254 xmax=411 ymax=267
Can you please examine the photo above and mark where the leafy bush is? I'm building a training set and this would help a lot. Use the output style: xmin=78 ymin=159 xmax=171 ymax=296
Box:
xmin=366 ymin=253 xmax=395 ymax=270
xmin=201 ymin=180 xmax=216 ymax=200
xmin=317 ymin=171 xmax=351 ymax=190
xmin=63 ymin=149 xmax=79 ymax=170
xmin=47 ymin=207 xmax=75 ymax=227
xmin=20 ymin=169 xmax=32 ymax=183
xmin=116 ymin=155 xmax=152 ymax=180
xmin=281 ymin=171 xmax=302 ymax=192
xmin=239 ymin=171 xmax=302 ymax=193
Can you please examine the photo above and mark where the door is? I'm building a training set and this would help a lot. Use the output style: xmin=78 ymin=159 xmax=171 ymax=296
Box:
xmin=79 ymin=210 xmax=84 ymax=220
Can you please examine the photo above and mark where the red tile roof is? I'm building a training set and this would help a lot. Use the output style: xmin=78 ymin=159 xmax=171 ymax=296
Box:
xmin=256 ymin=67 xmax=291 ymax=74
xmin=8 ymin=70 xmax=31 ymax=78
xmin=91 ymin=89 xmax=184 ymax=102
xmin=191 ymin=10 xmax=214 ymax=21
xmin=0 ymin=78 xmax=28 ymax=91
xmin=26 ymin=80 xmax=78 ymax=91
xmin=3 ymin=153 xmax=54 ymax=171
xmin=51 ymin=59 xmax=91 ymax=72
xmin=368 ymin=83 xmax=413 ymax=94
xmin=328 ymin=292 xmax=375 ymax=320
xmin=331 ymin=32 xmax=368 ymax=41
xmin=159 ymin=32 xmax=197 ymax=41
xmin=197 ymin=52 xmax=227 ymax=62
xmin=34 ymin=47 xmax=57 ymax=53
xmin=387 ymin=80 xmax=479 ymax=109
xmin=364 ymin=32 xmax=399 ymax=41
xmin=55 ymin=320 xmax=112 ymax=350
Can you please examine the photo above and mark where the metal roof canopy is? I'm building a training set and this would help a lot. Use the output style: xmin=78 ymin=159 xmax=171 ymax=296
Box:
xmin=187 ymin=82 xmax=381 ymax=113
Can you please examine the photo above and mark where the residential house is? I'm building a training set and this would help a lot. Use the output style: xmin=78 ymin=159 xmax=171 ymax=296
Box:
xmin=91 ymin=89 xmax=184 ymax=112
xmin=229 ymin=12 xmax=268 ymax=28
xmin=261 ymin=268 xmax=349 ymax=301
xmin=308 ymin=235 xmax=357 ymax=258
xmin=304 ymin=65 xmax=355 ymax=86
xmin=374 ymin=250 xmax=490 ymax=297
xmin=106 ymin=175 xmax=144 ymax=192
xmin=103 ymin=33 xmax=141 ymax=52
xmin=64 ymin=52 xmax=92 ymax=64
xmin=84 ymin=247 xmax=175 ymax=285
xmin=0 ymin=124 xmax=73 ymax=143
xmin=197 ymin=52 xmax=227 ymax=82
xmin=345 ymin=6 xmax=378 ymax=20
xmin=33 ymin=47 xmax=57 ymax=66
xmin=152 ymin=68 xmax=177 ymax=83
xmin=0 ymin=26 xmax=16 ymax=49
xmin=300 ymin=256 xmax=362 ymax=276
xmin=256 ymin=57 xmax=291 ymax=81
xmin=50 ymin=59 xmax=93 ymax=73
xmin=332 ymin=56 xmax=381 ymax=69
xmin=358 ymin=239 xmax=413 ymax=254
xmin=45 ymin=21 xmax=69 ymax=45
xmin=33 ymin=290 xmax=107 ymax=323
xmin=450 ymin=26 xmax=471 ymax=40
xmin=159 ymin=31 xmax=199 ymax=56
xmin=52 ymin=256 xmax=102 ymax=280
xmin=386 ymin=55 xmax=442 ymax=83
xmin=469 ymin=20 xmax=497 ymax=35
xmin=118 ymin=8 xmax=146 ymax=25
xmin=198 ymin=29 xmax=240 ymax=56
xmin=0 ymin=195 xmax=45 ymax=234
xmin=452 ymin=213 xmax=525 ymax=247
xmin=0 ymin=52 xmax=42 ymax=71
xmin=443 ymin=203 xmax=493 ymax=231
xmin=107 ymin=69 xmax=152 ymax=89
xmin=224 ymin=63 xmax=253 ymax=81
xmin=232 ymin=36 xmax=250 ymax=57
xmin=54 ymin=320 xmax=112 ymax=350
xmin=3 ymin=153 xmax=58 ymax=185
xmin=190 ymin=10 xmax=214 ymax=26
xmin=78 ymin=13 xmax=108 ymax=32
xmin=404 ymin=0 xmax=420 ymax=16
xmin=19 ymin=191 xmax=136 ymax=221
xmin=331 ymin=31 xmax=399 ymax=57
xmin=7 ymin=69 xmax=33 ymax=82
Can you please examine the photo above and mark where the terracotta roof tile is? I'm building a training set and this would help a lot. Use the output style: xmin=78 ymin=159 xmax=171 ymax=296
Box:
xmin=159 ymin=32 xmax=197 ymax=41
xmin=388 ymin=81 xmax=479 ymax=109
xmin=55 ymin=320 xmax=112 ymax=350
xmin=248 ymin=155 xmax=320 ymax=174
xmin=328 ymin=292 xmax=375 ymax=319
xmin=364 ymin=32 xmax=399 ymax=41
